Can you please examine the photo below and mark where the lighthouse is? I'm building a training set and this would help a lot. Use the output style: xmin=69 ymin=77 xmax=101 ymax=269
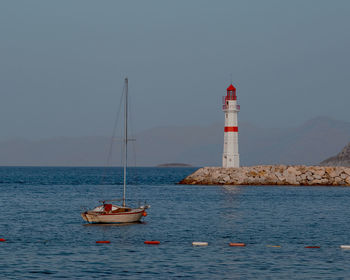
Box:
xmin=222 ymin=84 xmax=240 ymax=168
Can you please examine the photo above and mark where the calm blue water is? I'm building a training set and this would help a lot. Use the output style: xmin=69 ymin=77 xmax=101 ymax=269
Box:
xmin=1 ymin=167 xmax=350 ymax=279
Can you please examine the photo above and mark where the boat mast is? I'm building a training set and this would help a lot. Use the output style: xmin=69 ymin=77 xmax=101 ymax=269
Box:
xmin=123 ymin=77 xmax=128 ymax=207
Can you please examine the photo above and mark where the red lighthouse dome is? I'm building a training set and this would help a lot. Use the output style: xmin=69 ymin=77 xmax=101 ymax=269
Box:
xmin=227 ymin=84 xmax=236 ymax=92
xmin=226 ymin=84 xmax=237 ymax=100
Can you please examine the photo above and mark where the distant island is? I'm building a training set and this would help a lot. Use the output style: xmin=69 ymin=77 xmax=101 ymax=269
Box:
xmin=157 ymin=163 xmax=192 ymax=167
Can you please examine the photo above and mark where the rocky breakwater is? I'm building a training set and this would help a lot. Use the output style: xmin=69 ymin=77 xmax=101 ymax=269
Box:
xmin=179 ymin=165 xmax=350 ymax=186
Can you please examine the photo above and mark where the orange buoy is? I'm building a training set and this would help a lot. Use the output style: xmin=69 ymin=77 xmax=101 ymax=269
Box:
xmin=144 ymin=240 xmax=160 ymax=245
xmin=142 ymin=212 xmax=147 ymax=217
xmin=305 ymin=246 xmax=320 ymax=248
xmin=229 ymin=243 xmax=246 ymax=247
xmin=96 ymin=241 xmax=111 ymax=244
xmin=0 ymin=238 xmax=6 ymax=242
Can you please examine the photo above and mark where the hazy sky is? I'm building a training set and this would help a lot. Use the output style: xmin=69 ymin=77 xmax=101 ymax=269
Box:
xmin=1 ymin=0 xmax=349 ymax=140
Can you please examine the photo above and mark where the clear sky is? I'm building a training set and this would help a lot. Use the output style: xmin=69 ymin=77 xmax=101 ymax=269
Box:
xmin=1 ymin=0 xmax=349 ymax=139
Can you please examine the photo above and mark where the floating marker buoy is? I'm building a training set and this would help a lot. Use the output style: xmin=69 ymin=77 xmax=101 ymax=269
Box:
xmin=144 ymin=241 xmax=160 ymax=245
xmin=142 ymin=212 xmax=147 ymax=217
xmin=192 ymin=242 xmax=208 ymax=246
xmin=229 ymin=243 xmax=246 ymax=247
xmin=305 ymin=246 xmax=320 ymax=248
xmin=266 ymin=245 xmax=281 ymax=248
xmin=0 ymin=238 xmax=6 ymax=242
xmin=340 ymin=245 xmax=350 ymax=249
xmin=96 ymin=241 xmax=111 ymax=244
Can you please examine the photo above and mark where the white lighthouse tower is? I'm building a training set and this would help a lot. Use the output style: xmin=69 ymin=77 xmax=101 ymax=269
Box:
xmin=222 ymin=84 xmax=240 ymax=168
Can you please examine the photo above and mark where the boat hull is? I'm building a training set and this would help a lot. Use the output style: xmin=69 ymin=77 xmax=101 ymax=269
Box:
xmin=81 ymin=209 xmax=145 ymax=224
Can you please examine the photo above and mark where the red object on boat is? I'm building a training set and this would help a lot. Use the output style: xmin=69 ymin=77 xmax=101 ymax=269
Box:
xmin=0 ymin=238 xmax=6 ymax=242
xmin=305 ymin=246 xmax=320 ymax=248
xmin=144 ymin=241 xmax=160 ymax=245
xmin=96 ymin=241 xmax=111 ymax=244
xmin=229 ymin=243 xmax=246 ymax=247
xmin=142 ymin=212 xmax=147 ymax=217
xmin=104 ymin=204 xmax=113 ymax=212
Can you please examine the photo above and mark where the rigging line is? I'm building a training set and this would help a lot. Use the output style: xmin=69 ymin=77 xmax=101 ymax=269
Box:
xmin=128 ymin=87 xmax=138 ymax=185
xmin=120 ymin=127 xmax=123 ymax=167
xmin=100 ymin=82 xmax=126 ymax=188
xmin=107 ymin=83 xmax=126 ymax=166
xmin=132 ymin=138 xmax=138 ymax=186
xmin=132 ymin=136 xmax=137 ymax=184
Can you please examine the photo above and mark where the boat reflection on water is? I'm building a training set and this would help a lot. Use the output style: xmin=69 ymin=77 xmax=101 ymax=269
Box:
xmin=82 ymin=221 xmax=146 ymax=227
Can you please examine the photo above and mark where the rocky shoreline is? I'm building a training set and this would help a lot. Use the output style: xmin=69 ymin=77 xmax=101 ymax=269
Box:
xmin=179 ymin=165 xmax=350 ymax=186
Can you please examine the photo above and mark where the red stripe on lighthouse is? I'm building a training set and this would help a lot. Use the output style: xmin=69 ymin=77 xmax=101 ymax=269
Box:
xmin=224 ymin=126 xmax=238 ymax=132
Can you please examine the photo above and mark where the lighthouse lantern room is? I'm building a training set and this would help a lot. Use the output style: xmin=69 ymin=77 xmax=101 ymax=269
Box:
xmin=222 ymin=84 xmax=240 ymax=168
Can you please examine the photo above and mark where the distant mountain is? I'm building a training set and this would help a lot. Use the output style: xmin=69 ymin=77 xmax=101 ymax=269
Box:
xmin=238 ymin=116 xmax=350 ymax=166
xmin=0 ymin=116 xmax=349 ymax=166
xmin=320 ymin=142 xmax=350 ymax=166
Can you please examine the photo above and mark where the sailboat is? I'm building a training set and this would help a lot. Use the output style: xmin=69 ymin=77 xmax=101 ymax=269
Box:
xmin=81 ymin=78 xmax=149 ymax=223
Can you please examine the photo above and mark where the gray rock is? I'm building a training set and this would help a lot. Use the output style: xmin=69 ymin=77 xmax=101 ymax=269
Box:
xmin=179 ymin=165 xmax=350 ymax=186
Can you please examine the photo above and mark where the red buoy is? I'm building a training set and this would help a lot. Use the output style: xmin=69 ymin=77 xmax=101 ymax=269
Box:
xmin=96 ymin=241 xmax=111 ymax=244
xmin=229 ymin=243 xmax=246 ymax=247
xmin=144 ymin=240 xmax=160 ymax=245
xmin=142 ymin=212 xmax=147 ymax=217
xmin=305 ymin=246 xmax=320 ymax=248
xmin=0 ymin=238 xmax=6 ymax=242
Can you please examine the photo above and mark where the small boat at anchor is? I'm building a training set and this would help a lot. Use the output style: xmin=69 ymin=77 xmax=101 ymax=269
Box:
xmin=81 ymin=78 xmax=149 ymax=224
xmin=81 ymin=202 xmax=148 ymax=224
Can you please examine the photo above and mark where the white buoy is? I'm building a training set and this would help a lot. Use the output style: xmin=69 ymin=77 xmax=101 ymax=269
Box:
xmin=340 ymin=245 xmax=350 ymax=249
xmin=192 ymin=242 xmax=208 ymax=246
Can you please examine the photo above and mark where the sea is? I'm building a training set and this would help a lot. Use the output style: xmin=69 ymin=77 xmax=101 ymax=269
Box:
xmin=1 ymin=166 xmax=350 ymax=279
